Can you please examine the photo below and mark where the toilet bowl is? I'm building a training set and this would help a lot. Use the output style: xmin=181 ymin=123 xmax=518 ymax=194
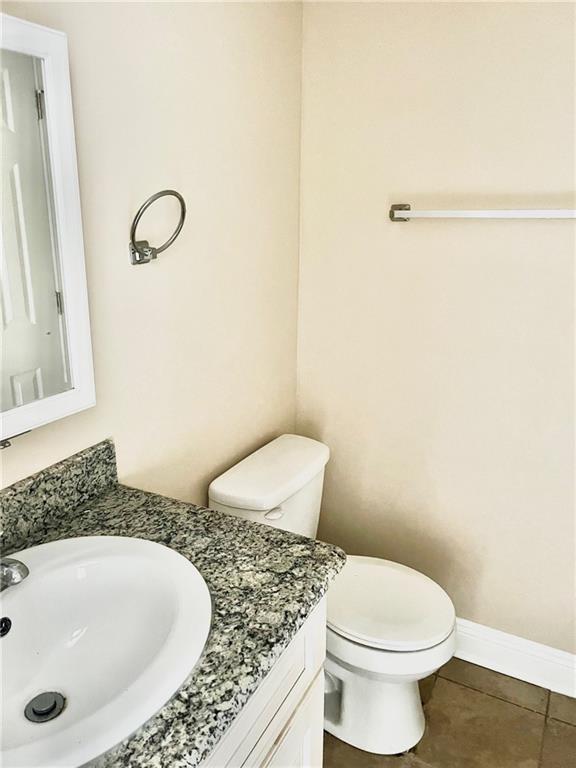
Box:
xmin=324 ymin=555 xmax=456 ymax=754
xmin=208 ymin=435 xmax=456 ymax=755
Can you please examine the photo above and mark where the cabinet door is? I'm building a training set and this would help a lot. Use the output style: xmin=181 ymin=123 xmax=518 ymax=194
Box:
xmin=204 ymin=600 xmax=326 ymax=768
xmin=258 ymin=673 xmax=324 ymax=768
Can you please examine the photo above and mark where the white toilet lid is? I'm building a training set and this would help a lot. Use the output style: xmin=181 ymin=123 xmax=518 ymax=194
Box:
xmin=327 ymin=556 xmax=455 ymax=652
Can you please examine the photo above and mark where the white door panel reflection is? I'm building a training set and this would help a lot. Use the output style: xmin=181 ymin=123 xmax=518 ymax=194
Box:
xmin=1 ymin=48 xmax=71 ymax=412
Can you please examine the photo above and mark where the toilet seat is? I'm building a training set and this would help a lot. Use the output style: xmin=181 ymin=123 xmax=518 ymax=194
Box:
xmin=327 ymin=556 xmax=455 ymax=652
xmin=327 ymin=624 xmax=457 ymax=679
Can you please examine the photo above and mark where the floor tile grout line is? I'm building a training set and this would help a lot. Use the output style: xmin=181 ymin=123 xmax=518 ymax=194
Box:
xmin=547 ymin=715 xmax=576 ymax=727
xmin=544 ymin=689 xmax=576 ymax=726
xmin=537 ymin=691 xmax=551 ymax=768
xmin=437 ymin=676 xmax=549 ymax=717
xmin=427 ymin=673 xmax=438 ymax=702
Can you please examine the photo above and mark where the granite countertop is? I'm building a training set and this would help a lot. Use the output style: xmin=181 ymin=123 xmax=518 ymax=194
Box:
xmin=1 ymin=441 xmax=345 ymax=768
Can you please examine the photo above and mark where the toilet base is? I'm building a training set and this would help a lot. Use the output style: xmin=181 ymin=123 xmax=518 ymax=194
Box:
xmin=324 ymin=655 xmax=426 ymax=755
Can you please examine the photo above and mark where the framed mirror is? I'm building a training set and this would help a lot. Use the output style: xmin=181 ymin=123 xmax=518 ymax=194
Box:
xmin=1 ymin=14 xmax=95 ymax=441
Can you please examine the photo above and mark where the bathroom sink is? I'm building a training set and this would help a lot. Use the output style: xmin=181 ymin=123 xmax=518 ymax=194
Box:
xmin=1 ymin=536 xmax=212 ymax=768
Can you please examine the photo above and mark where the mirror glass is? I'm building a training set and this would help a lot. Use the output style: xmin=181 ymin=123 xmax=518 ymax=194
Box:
xmin=1 ymin=49 xmax=71 ymax=413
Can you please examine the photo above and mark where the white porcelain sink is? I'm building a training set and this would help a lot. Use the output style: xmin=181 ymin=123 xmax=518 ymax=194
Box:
xmin=1 ymin=536 xmax=212 ymax=768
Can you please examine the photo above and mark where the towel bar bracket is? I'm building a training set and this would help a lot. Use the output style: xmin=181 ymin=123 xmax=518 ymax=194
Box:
xmin=390 ymin=203 xmax=411 ymax=222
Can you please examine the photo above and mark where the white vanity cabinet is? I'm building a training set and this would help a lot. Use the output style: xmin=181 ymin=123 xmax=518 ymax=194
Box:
xmin=203 ymin=599 xmax=326 ymax=768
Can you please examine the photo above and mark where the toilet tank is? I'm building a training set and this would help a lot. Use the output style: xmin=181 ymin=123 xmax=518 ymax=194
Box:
xmin=208 ymin=434 xmax=330 ymax=539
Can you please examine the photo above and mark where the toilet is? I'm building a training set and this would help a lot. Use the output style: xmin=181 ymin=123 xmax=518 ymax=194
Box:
xmin=208 ymin=434 xmax=456 ymax=756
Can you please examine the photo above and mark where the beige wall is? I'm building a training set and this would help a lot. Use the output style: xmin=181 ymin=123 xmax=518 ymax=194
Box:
xmin=298 ymin=2 xmax=575 ymax=652
xmin=1 ymin=2 xmax=302 ymax=499
xmin=2 ymin=2 xmax=574 ymax=654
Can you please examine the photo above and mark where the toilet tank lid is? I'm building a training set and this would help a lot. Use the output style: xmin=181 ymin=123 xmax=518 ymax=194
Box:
xmin=208 ymin=434 xmax=329 ymax=511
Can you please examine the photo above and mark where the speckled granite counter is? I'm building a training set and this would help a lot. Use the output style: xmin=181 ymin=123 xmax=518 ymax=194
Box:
xmin=1 ymin=441 xmax=345 ymax=767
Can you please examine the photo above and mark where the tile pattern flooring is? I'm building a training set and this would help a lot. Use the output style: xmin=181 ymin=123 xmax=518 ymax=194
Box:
xmin=324 ymin=659 xmax=576 ymax=768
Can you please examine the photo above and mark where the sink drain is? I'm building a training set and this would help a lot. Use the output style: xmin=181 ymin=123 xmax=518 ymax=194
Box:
xmin=25 ymin=692 xmax=66 ymax=723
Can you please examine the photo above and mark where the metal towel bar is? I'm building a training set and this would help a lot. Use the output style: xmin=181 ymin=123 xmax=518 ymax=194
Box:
xmin=389 ymin=203 xmax=576 ymax=222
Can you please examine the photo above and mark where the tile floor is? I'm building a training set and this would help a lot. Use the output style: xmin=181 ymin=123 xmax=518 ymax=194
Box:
xmin=323 ymin=659 xmax=576 ymax=768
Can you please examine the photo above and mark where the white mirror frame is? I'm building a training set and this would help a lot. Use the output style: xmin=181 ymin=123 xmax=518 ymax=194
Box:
xmin=1 ymin=14 xmax=95 ymax=440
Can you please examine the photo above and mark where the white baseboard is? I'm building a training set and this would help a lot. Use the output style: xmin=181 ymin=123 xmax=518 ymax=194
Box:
xmin=455 ymin=618 xmax=576 ymax=698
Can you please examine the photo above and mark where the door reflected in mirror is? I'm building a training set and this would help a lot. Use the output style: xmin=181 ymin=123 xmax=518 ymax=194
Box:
xmin=1 ymin=49 xmax=71 ymax=413
xmin=1 ymin=15 xmax=95 ymax=441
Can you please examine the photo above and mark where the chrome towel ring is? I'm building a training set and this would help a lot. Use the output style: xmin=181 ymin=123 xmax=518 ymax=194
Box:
xmin=129 ymin=190 xmax=186 ymax=265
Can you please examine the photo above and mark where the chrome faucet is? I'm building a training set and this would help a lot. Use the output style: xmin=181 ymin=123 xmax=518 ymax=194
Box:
xmin=0 ymin=558 xmax=29 ymax=592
